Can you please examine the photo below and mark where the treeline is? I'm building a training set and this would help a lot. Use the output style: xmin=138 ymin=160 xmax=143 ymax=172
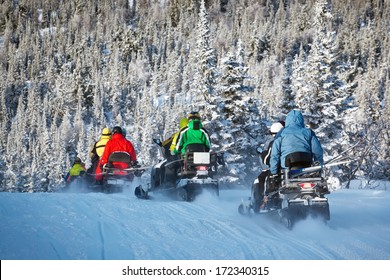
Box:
xmin=0 ymin=0 xmax=389 ymax=191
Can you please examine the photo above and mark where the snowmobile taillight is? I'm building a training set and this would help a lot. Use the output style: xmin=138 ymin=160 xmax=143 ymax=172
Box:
xmin=299 ymin=183 xmax=316 ymax=189
xmin=197 ymin=166 xmax=208 ymax=171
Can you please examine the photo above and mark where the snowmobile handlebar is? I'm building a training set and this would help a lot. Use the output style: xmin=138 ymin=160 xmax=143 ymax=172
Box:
xmin=287 ymin=159 xmax=354 ymax=177
xmin=324 ymin=141 xmax=361 ymax=165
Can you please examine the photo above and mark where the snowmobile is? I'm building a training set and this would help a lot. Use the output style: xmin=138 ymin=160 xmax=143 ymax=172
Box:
xmin=238 ymin=152 xmax=331 ymax=229
xmin=238 ymin=137 xmax=358 ymax=230
xmin=135 ymin=139 xmax=223 ymax=201
xmin=89 ymin=151 xmax=145 ymax=193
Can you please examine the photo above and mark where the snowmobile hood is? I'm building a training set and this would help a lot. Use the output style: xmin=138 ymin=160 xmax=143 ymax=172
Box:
xmin=285 ymin=110 xmax=305 ymax=128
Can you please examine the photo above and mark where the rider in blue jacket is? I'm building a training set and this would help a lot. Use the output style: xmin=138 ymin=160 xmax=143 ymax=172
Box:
xmin=269 ymin=109 xmax=324 ymax=175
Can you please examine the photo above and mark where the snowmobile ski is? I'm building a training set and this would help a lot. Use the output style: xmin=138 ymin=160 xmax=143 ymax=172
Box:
xmin=134 ymin=185 xmax=150 ymax=199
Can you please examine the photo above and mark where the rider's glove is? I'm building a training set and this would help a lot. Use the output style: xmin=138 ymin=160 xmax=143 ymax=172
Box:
xmin=267 ymin=173 xmax=279 ymax=192
xmin=134 ymin=170 xmax=143 ymax=177
xmin=269 ymin=174 xmax=278 ymax=183
xmin=217 ymin=152 xmax=225 ymax=165
xmin=132 ymin=161 xmax=144 ymax=177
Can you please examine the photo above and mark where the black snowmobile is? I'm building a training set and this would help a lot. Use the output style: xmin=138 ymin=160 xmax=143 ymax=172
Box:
xmin=238 ymin=152 xmax=331 ymax=229
xmin=135 ymin=139 xmax=223 ymax=201
xmin=89 ymin=151 xmax=145 ymax=193
xmin=239 ymin=140 xmax=358 ymax=230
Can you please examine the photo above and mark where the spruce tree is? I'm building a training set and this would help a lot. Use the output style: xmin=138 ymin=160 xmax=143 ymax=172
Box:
xmin=189 ymin=0 xmax=218 ymax=110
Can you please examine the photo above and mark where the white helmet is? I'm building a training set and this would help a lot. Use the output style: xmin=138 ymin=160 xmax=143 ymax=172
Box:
xmin=270 ymin=122 xmax=284 ymax=134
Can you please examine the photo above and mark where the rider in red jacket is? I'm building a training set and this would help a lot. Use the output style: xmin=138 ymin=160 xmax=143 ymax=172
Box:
xmin=95 ymin=126 xmax=137 ymax=181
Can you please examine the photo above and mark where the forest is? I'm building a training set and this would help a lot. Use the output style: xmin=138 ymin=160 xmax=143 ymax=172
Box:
xmin=0 ymin=0 xmax=389 ymax=192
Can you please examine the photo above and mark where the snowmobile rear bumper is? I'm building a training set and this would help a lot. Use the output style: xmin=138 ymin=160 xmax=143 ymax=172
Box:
xmin=176 ymin=177 xmax=218 ymax=188
xmin=285 ymin=197 xmax=330 ymax=221
xmin=176 ymin=178 xmax=219 ymax=201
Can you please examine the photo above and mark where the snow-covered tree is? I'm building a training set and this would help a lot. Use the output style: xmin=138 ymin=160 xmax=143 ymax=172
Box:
xmin=1 ymin=0 xmax=390 ymax=190
xmin=188 ymin=0 xmax=218 ymax=109
xmin=292 ymin=0 xmax=355 ymax=158
xmin=218 ymin=40 xmax=255 ymax=124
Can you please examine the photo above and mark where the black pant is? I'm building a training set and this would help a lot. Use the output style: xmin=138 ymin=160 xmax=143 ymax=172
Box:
xmin=152 ymin=157 xmax=180 ymax=190
xmin=253 ymin=171 xmax=267 ymax=199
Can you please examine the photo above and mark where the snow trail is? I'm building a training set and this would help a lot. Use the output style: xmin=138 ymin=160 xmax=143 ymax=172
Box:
xmin=1 ymin=188 xmax=390 ymax=260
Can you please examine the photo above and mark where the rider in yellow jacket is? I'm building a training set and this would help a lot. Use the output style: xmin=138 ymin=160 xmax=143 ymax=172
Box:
xmin=90 ymin=127 xmax=112 ymax=159
xmin=69 ymin=159 xmax=86 ymax=176
xmin=170 ymin=117 xmax=189 ymax=153
xmin=88 ymin=127 xmax=112 ymax=175
xmin=160 ymin=117 xmax=189 ymax=159
xmin=151 ymin=117 xmax=189 ymax=190
xmin=66 ymin=157 xmax=86 ymax=183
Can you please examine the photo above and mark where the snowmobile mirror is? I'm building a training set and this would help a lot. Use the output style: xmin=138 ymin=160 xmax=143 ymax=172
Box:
xmin=217 ymin=152 xmax=225 ymax=165
xmin=153 ymin=138 xmax=162 ymax=146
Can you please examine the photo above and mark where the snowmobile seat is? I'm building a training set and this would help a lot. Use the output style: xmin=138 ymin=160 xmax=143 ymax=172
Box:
xmin=107 ymin=152 xmax=132 ymax=164
xmin=185 ymin=143 xmax=210 ymax=153
xmin=285 ymin=152 xmax=312 ymax=170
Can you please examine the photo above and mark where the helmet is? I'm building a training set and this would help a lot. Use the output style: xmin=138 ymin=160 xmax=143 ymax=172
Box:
xmin=122 ymin=127 xmax=127 ymax=137
xmin=74 ymin=157 xmax=82 ymax=164
xmin=179 ymin=118 xmax=189 ymax=129
xmin=187 ymin=112 xmax=200 ymax=121
xmin=270 ymin=122 xmax=284 ymax=134
xmin=112 ymin=126 xmax=123 ymax=135
xmin=102 ymin=127 xmax=112 ymax=136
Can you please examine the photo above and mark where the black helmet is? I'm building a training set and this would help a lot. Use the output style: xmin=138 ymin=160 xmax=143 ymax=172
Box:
xmin=187 ymin=112 xmax=200 ymax=121
xmin=112 ymin=126 xmax=123 ymax=135
xmin=74 ymin=157 xmax=82 ymax=164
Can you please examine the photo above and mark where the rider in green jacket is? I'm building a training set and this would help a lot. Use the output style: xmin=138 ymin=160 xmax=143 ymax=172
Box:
xmin=174 ymin=112 xmax=211 ymax=155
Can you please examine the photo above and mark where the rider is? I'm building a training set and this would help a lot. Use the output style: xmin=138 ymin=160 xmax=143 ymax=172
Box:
xmin=66 ymin=157 xmax=86 ymax=183
xmin=250 ymin=121 xmax=284 ymax=212
xmin=95 ymin=126 xmax=137 ymax=182
xmin=269 ymin=109 xmax=324 ymax=178
xmin=170 ymin=117 xmax=189 ymax=155
xmin=174 ymin=112 xmax=211 ymax=155
xmin=87 ymin=127 xmax=112 ymax=175
xmin=151 ymin=117 xmax=189 ymax=190
xmin=160 ymin=117 xmax=189 ymax=159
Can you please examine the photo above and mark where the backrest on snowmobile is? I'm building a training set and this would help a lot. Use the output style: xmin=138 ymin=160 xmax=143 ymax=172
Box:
xmin=180 ymin=144 xmax=216 ymax=176
xmin=184 ymin=144 xmax=215 ymax=164
xmin=107 ymin=152 xmax=132 ymax=164
xmin=285 ymin=152 xmax=312 ymax=169
xmin=185 ymin=143 xmax=209 ymax=153
xmin=182 ymin=150 xmax=218 ymax=176
xmin=185 ymin=151 xmax=218 ymax=164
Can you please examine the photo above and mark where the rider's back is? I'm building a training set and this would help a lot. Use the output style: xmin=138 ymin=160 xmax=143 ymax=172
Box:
xmin=270 ymin=110 xmax=323 ymax=174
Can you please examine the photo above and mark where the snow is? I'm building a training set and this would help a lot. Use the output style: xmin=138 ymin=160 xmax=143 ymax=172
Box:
xmin=2 ymin=180 xmax=390 ymax=279
xmin=1 ymin=181 xmax=390 ymax=261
